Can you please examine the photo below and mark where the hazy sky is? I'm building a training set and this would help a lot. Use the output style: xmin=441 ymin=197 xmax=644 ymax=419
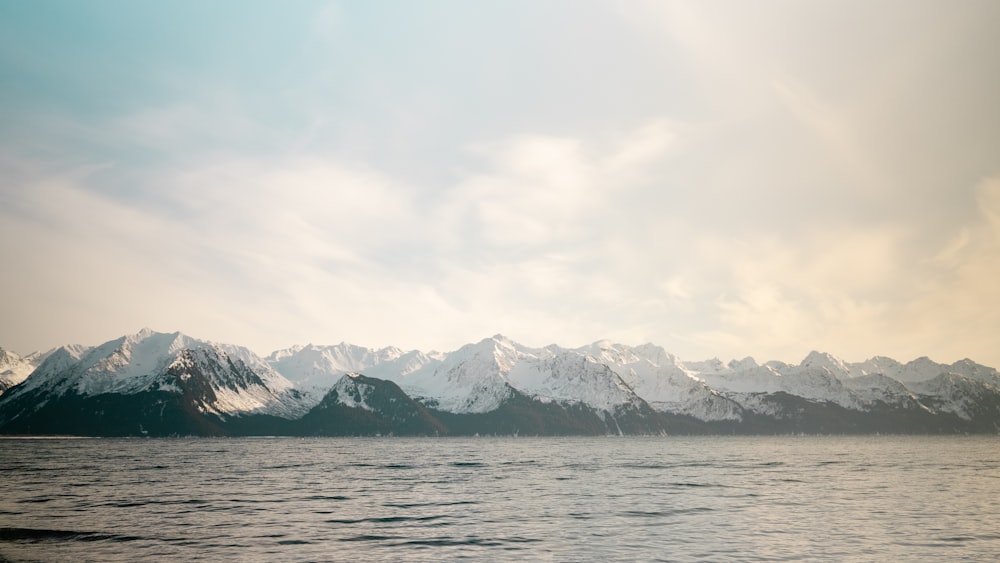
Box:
xmin=2 ymin=1 xmax=999 ymax=365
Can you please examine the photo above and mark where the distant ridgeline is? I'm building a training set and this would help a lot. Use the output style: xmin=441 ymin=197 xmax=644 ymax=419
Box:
xmin=2 ymin=330 xmax=999 ymax=436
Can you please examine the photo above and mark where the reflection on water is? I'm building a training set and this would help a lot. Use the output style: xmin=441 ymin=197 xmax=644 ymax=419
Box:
xmin=1 ymin=436 xmax=998 ymax=561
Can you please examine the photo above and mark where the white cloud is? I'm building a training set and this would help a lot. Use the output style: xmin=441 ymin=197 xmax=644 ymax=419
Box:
xmin=446 ymin=121 xmax=678 ymax=249
xmin=450 ymin=136 xmax=594 ymax=246
xmin=659 ymin=276 xmax=691 ymax=303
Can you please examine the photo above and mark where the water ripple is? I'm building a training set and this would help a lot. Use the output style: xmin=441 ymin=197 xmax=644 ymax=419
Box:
xmin=1 ymin=436 xmax=998 ymax=561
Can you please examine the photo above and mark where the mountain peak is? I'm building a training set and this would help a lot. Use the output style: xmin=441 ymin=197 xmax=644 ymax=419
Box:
xmin=0 ymin=347 xmax=21 ymax=365
xmin=487 ymin=334 xmax=517 ymax=348
xmin=0 ymin=348 xmax=41 ymax=391
xmin=728 ymin=357 xmax=759 ymax=370
xmin=465 ymin=335 xmax=519 ymax=358
xmin=135 ymin=327 xmax=156 ymax=338
xmin=801 ymin=350 xmax=848 ymax=374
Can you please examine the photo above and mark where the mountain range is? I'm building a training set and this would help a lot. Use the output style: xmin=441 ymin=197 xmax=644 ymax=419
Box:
xmin=2 ymin=328 xmax=999 ymax=436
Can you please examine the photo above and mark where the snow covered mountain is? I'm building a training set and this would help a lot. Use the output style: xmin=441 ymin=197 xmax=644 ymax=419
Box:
xmin=0 ymin=347 xmax=49 ymax=393
xmin=262 ymin=335 xmax=1000 ymax=429
xmin=579 ymin=341 xmax=744 ymax=421
xmin=676 ymin=350 xmax=1000 ymax=424
xmin=266 ymin=343 xmax=439 ymax=401
xmin=266 ymin=336 xmax=682 ymax=417
xmin=297 ymin=373 xmax=446 ymax=436
xmin=3 ymin=330 xmax=1000 ymax=435
xmin=0 ymin=329 xmax=312 ymax=435
xmin=506 ymin=352 xmax=644 ymax=412
xmin=302 ymin=335 xmax=656 ymax=417
xmin=694 ymin=355 xmax=861 ymax=411
xmin=905 ymin=373 xmax=1000 ymax=421
xmin=383 ymin=336 xmax=519 ymax=413
xmin=277 ymin=335 xmax=668 ymax=435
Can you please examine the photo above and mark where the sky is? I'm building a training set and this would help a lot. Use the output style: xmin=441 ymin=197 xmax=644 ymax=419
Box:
xmin=1 ymin=1 xmax=999 ymax=366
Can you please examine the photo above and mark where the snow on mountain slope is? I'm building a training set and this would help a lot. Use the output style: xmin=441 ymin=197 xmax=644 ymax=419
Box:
xmin=693 ymin=353 xmax=860 ymax=410
xmin=387 ymin=335 xmax=521 ymax=413
xmin=936 ymin=359 xmax=1000 ymax=386
xmin=685 ymin=350 xmax=1000 ymax=416
xmin=694 ymin=360 xmax=781 ymax=393
xmin=839 ymin=355 xmax=1000 ymax=387
xmin=840 ymin=373 xmax=923 ymax=409
xmin=905 ymin=373 xmax=1000 ymax=420
xmin=165 ymin=346 xmax=308 ymax=418
xmin=266 ymin=336 xmax=1000 ymax=421
xmin=389 ymin=336 xmax=659 ymax=415
xmin=319 ymin=372 xmax=436 ymax=416
xmin=23 ymin=344 xmax=92 ymax=389
xmin=19 ymin=328 xmax=192 ymax=396
xmin=579 ymin=341 xmax=742 ymax=421
xmin=891 ymin=357 xmax=956 ymax=384
xmin=846 ymin=356 xmax=903 ymax=379
xmin=772 ymin=366 xmax=859 ymax=409
xmin=13 ymin=329 xmax=310 ymax=418
xmin=266 ymin=343 xmax=438 ymax=399
xmin=270 ymin=336 xmax=650 ymax=415
xmin=800 ymin=351 xmax=851 ymax=378
xmin=0 ymin=348 xmax=50 ymax=392
xmin=325 ymin=373 xmax=377 ymax=411
xmin=11 ymin=330 xmax=1000 ymax=426
xmin=505 ymin=353 xmax=642 ymax=412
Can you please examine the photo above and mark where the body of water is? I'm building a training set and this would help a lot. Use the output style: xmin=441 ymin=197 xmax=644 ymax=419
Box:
xmin=1 ymin=435 xmax=998 ymax=561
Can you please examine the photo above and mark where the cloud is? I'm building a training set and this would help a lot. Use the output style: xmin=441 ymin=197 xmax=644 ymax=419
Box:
xmin=451 ymin=136 xmax=592 ymax=247
xmin=888 ymin=176 xmax=1000 ymax=362
xmin=2 ymin=2 xmax=999 ymax=369
xmin=0 ymin=119 xmax=680 ymax=354
xmin=0 ymin=148 xmax=431 ymax=350
xmin=681 ymin=226 xmax=901 ymax=361
xmin=0 ymin=156 xmax=204 ymax=351
xmin=444 ymin=120 xmax=678 ymax=249
xmin=680 ymin=176 xmax=1000 ymax=364
xmin=3 ymin=126 xmax=1000 ymax=366
xmin=977 ymin=177 xmax=1000 ymax=230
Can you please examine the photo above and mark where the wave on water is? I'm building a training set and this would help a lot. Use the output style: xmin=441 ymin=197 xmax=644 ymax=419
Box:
xmin=325 ymin=515 xmax=450 ymax=525
xmin=0 ymin=527 xmax=145 ymax=543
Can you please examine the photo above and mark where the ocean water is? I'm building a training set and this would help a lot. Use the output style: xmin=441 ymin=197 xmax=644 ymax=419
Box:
xmin=1 ymin=436 xmax=998 ymax=562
